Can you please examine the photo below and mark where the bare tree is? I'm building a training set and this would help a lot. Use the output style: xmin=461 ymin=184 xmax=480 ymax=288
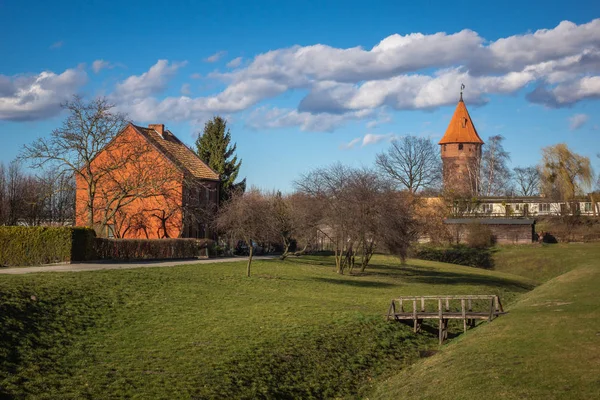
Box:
xmin=376 ymin=190 xmax=418 ymax=262
xmin=21 ymin=96 xmax=127 ymax=229
xmin=376 ymin=136 xmax=441 ymax=193
xmin=480 ymin=135 xmax=511 ymax=196
xmin=295 ymin=164 xmax=355 ymax=274
xmin=6 ymin=161 xmax=25 ymax=225
xmin=513 ymin=166 xmax=541 ymax=196
xmin=295 ymin=164 xmax=418 ymax=273
xmin=0 ymin=163 xmax=7 ymax=225
xmin=286 ymin=192 xmax=323 ymax=256
xmin=270 ymin=191 xmax=295 ymax=260
xmin=216 ymin=189 xmax=277 ymax=277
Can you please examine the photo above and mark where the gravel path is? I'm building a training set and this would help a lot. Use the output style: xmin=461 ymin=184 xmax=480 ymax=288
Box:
xmin=0 ymin=256 xmax=276 ymax=275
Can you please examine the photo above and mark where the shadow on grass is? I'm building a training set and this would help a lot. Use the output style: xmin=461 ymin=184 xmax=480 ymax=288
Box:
xmin=288 ymin=256 xmax=533 ymax=291
xmin=310 ymin=277 xmax=398 ymax=288
xmin=353 ymin=264 xmax=534 ymax=291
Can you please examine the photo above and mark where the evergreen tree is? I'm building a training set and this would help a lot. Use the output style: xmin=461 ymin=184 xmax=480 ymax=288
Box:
xmin=195 ymin=116 xmax=246 ymax=204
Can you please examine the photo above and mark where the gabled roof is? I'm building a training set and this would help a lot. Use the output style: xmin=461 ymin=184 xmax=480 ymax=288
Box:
xmin=438 ymin=99 xmax=484 ymax=145
xmin=131 ymin=124 xmax=219 ymax=181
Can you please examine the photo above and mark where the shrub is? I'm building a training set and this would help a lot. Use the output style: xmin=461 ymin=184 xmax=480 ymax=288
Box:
xmin=465 ymin=222 xmax=495 ymax=248
xmin=0 ymin=227 xmax=96 ymax=267
xmin=94 ymin=238 xmax=212 ymax=260
xmin=413 ymin=245 xmax=494 ymax=269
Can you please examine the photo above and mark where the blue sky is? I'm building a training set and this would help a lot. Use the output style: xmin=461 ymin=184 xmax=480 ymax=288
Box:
xmin=1 ymin=0 xmax=600 ymax=191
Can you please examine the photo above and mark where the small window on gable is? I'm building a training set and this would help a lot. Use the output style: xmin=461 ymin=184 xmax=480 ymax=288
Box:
xmin=462 ymin=117 xmax=468 ymax=128
xmin=458 ymin=144 xmax=464 ymax=150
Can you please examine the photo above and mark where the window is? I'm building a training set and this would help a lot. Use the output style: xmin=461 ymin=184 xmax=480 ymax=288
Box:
xmin=584 ymin=202 xmax=592 ymax=212
xmin=107 ymin=224 xmax=116 ymax=238
xmin=443 ymin=144 xmax=446 ymax=152
xmin=462 ymin=117 xmax=468 ymax=128
xmin=539 ymin=203 xmax=551 ymax=213
xmin=481 ymin=204 xmax=493 ymax=213
xmin=514 ymin=204 xmax=523 ymax=211
xmin=458 ymin=144 xmax=464 ymax=150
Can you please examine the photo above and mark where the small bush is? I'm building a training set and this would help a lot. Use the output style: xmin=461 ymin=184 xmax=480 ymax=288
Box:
xmin=414 ymin=245 xmax=494 ymax=269
xmin=0 ymin=227 xmax=96 ymax=266
xmin=94 ymin=238 xmax=212 ymax=260
xmin=465 ymin=222 xmax=495 ymax=248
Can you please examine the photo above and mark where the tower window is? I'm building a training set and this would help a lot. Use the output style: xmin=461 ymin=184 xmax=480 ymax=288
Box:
xmin=458 ymin=144 xmax=463 ymax=150
xmin=462 ymin=117 xmax=468 ymax=128
xmin=443 ymin=144 xmax=446 ymax=152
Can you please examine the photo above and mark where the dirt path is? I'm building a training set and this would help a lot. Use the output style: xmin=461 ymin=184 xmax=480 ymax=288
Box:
xmin=0 ymin=256 xmax=276 ymax=275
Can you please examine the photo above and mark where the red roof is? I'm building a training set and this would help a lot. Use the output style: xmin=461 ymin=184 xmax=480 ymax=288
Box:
xmin=438 ymin=100 xmax=484 ymax=145
xmin=131 ymin=124 xmax=220 ymax=181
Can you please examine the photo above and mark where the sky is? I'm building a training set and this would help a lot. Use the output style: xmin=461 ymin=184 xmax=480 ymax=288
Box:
xmin=1 ymin=0 xmax=600 ymax=192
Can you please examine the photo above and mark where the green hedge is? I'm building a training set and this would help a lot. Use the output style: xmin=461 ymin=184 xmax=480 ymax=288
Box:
xmin=413 ymin=245 xmax=494 ymax=269
xmin=0 ymin=227 xmax=96 ymax=267
xmin=94 ymin=238 xmax=212 ymax=260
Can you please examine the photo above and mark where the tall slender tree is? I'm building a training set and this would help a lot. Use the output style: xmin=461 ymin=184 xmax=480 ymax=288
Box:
xmin=480 ymin=135 xmax=512 ymax=196
xmin=195 ymin=117 xmax=246 ymax=205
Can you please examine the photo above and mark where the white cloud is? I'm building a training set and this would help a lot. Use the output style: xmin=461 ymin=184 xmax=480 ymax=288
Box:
xmin=341 ymin=133 xmax=396 ymax=149
xmin=527 ymin=76 xmax=600 ymax=107
xmin=190 ymin=73 xmax=202 ymax=79
xmin=366 ymin=112 xmax=392 ymax=128
xmin=340 ymin=137 xmax=361 ymax=149
xmin=362 ymin=133 xmax=395 ymax=146
xmin=49 ymin=41 xmax=63 ymax=49
xmin=108 ymin=19 xmax=600 ymax=128
xmin=205 ymin=51 xmax=227 ymax=63
xmin=246 ymin=107 xmax=373 ymax=132
xmin=181 ymin=83 xmax=191 ymax=95
xmin=569 ymin=113 xmax=589 ymax=130
xmin=92 ymin=59 xmax=114 ymax=73
xmin=178 ymin=18 xmax=598 ymax=121
xmin=0 ymin=68 xmax=87 ymax=121
xmin=226 ymin=57 xmax=243 ymax=68
xmin=113 ymin=60 xmax=187 ymax=101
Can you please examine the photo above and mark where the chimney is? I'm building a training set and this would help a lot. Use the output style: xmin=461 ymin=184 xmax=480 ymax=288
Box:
xmin=148 ymin=124 xmax=165 ymax=138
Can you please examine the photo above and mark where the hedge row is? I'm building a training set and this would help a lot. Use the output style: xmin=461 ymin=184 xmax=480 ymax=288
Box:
xmin=0 ymin=226 xmax=213 ymax=267
xmin=95 ymin=238 xmax=211 ymax=261
xmin=413 ymin=245 xmax=494 ymax=269
xmin=0 ymin=227 xmax=96 ymax=267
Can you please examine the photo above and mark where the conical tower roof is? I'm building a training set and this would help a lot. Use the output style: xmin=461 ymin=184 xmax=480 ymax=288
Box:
xmin=438 ymin=99 xmax=484 ymax=145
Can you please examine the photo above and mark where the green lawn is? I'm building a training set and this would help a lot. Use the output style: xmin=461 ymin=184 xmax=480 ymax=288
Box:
xmin=492 ymin=242 xmax=600 ymax=283
xmin=371 ymin=243 xmax=600 ymax=400
xmin=0 ymin=255 xmax=533 ymax=399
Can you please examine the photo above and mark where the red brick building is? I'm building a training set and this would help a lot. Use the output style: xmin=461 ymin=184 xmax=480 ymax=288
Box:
xmin=76 ymin=123 xmax=219 ymax=238
xmin=439 ymin=95 xmax=484 ymax=195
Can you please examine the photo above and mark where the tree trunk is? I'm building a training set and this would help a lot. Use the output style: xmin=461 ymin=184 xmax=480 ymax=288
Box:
xmin=247 ymin=243 xmax=253 ymax=277
xmin=280 ymin=236 xmax=290 ymax=260
xmin=293 ymin=244 xmax=308 ymax=257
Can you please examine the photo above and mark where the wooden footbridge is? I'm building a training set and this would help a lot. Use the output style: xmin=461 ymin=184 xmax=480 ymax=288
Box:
xmin=387 ymin=295 xmax=506 ymax=344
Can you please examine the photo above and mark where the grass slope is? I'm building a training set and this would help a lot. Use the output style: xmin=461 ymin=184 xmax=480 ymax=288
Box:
xmin=0 ymin=255 xmax=532 ymax=399
xmin=372 ymin=243 xmax=600 ymax=400
xmin=492 ymin=243 xmax=600 ymax=283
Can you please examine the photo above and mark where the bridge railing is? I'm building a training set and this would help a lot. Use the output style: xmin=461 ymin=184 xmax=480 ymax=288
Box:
xmin=387 ymin=295 xmax=506 ymax=344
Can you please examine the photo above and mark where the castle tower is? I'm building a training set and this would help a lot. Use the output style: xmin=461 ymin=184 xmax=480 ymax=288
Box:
xmin=439 ymin=93 xmax=484 ymax=195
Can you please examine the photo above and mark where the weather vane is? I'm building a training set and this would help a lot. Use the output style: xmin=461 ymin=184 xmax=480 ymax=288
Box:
xmin=460 ymin=83 xmax=465 ymax=101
